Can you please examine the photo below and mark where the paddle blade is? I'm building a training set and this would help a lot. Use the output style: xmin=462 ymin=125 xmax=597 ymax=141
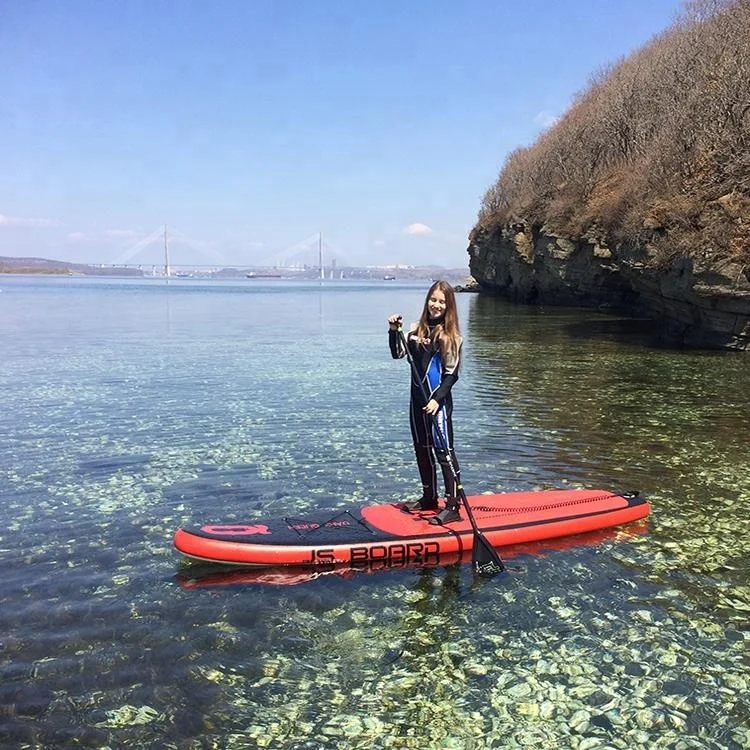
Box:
xmin=472 ymin=532 xmax=505 ymax=576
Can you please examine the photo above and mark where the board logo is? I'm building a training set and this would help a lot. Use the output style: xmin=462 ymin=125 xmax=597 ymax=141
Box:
xmin=201 ymin=524 xmax=272 ymax=536
xmin=304 ymin=541 xmax=441 ymax=565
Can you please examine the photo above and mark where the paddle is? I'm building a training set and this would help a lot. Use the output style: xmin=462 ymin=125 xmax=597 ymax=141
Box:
xmin=397 ymin=327 xmax=504 ymax=576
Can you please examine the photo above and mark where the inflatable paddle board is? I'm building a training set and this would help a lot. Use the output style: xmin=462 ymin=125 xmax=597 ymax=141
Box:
xmin=174 ymin=522 xmax=649 ymax=588
xmin=173 ymin=488 xmax=649 ymax=568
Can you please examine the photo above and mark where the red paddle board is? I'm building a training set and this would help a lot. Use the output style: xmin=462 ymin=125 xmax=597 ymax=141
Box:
xmin=173 ymin=488 xmax=649 ymax=568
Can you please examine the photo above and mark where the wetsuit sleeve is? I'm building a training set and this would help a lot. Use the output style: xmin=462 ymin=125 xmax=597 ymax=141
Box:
xmin=432 ymin=337 xmax=462 ymax=402
xmin=389 ymin=326 xmax=416 ymax=359
xmin=389 ymin=330 xmax=405 ymax=358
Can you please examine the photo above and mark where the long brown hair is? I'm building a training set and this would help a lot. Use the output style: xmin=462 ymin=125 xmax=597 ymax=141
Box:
xmin=416 ymin=280 xmax=461 ymax=364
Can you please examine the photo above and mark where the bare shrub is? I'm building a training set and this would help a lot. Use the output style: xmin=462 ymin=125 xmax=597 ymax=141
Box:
xmin=478 ymin=0 xmax=750 ymax=268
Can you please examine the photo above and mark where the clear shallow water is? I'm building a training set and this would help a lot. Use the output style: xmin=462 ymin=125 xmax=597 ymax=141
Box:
xmin=0 ymin=276 xmax=748 ymax=749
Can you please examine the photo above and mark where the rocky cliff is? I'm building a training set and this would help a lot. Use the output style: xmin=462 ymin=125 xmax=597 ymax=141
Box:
xmin=469 ymin=1 xmax=750 ymax=351
xmin=467 ymin=223 xmax=750 ymax=350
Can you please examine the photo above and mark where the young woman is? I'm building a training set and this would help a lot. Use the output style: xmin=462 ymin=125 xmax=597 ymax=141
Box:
xmin=388 ymin=280 xmax=463 ymax=525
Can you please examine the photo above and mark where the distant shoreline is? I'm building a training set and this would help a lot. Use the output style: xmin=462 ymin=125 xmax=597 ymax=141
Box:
xmin=0 ymin=255 xmax=470 ymax=281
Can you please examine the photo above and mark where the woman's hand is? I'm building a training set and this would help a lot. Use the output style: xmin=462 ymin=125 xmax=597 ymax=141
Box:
xmin=423 ymin=398 xmax=439 ymax=415
xmin=388 ymin=314 xmax=402 ymax=331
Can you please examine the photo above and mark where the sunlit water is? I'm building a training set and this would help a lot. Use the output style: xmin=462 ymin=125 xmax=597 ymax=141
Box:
xmin=0 ymin=276 xmax=747 ymax=749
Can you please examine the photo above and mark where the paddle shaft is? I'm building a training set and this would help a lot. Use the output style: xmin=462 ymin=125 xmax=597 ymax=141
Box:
xmin=397 ymin=327 xmax=504 ymax=574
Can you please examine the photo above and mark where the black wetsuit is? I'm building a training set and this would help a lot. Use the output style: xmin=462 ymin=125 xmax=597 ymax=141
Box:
xmin=389 ymin=321 xmax=462 ymax=502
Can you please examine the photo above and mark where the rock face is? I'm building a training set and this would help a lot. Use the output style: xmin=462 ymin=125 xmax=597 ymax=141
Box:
xmin=467 ymin=223 xmax=750 ymax=351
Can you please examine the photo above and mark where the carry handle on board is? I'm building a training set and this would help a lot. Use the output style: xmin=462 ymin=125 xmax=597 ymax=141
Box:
xmin=397 ymin=327 xmax=504 ymax=576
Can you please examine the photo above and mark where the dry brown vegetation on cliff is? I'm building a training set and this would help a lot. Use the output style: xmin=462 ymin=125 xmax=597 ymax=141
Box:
xmin=478 ymin=0 xmax=750 ymax=271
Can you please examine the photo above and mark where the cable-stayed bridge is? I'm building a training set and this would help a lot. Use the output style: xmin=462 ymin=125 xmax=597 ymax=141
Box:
xmin=104 ymin=227 xmax=351 ymax=277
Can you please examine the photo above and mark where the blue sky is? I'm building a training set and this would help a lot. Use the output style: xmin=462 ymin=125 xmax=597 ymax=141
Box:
xmin=1 ymin=0 xmax=685 ymax=269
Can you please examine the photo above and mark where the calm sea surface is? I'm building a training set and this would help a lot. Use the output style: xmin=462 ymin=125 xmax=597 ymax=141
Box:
xmin=0 ymin=276 xmax=748 ymax=749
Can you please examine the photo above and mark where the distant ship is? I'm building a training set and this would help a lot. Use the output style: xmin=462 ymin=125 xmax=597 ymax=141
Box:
xmin=246 ymin=272 xmax=282 ymax=279
xmin=383 ymin=274 xmax=396 ymax=280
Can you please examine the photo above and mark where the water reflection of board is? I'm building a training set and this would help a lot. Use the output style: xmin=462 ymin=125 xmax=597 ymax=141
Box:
xmin=173 ymin=488 xmax=649 ymax=569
